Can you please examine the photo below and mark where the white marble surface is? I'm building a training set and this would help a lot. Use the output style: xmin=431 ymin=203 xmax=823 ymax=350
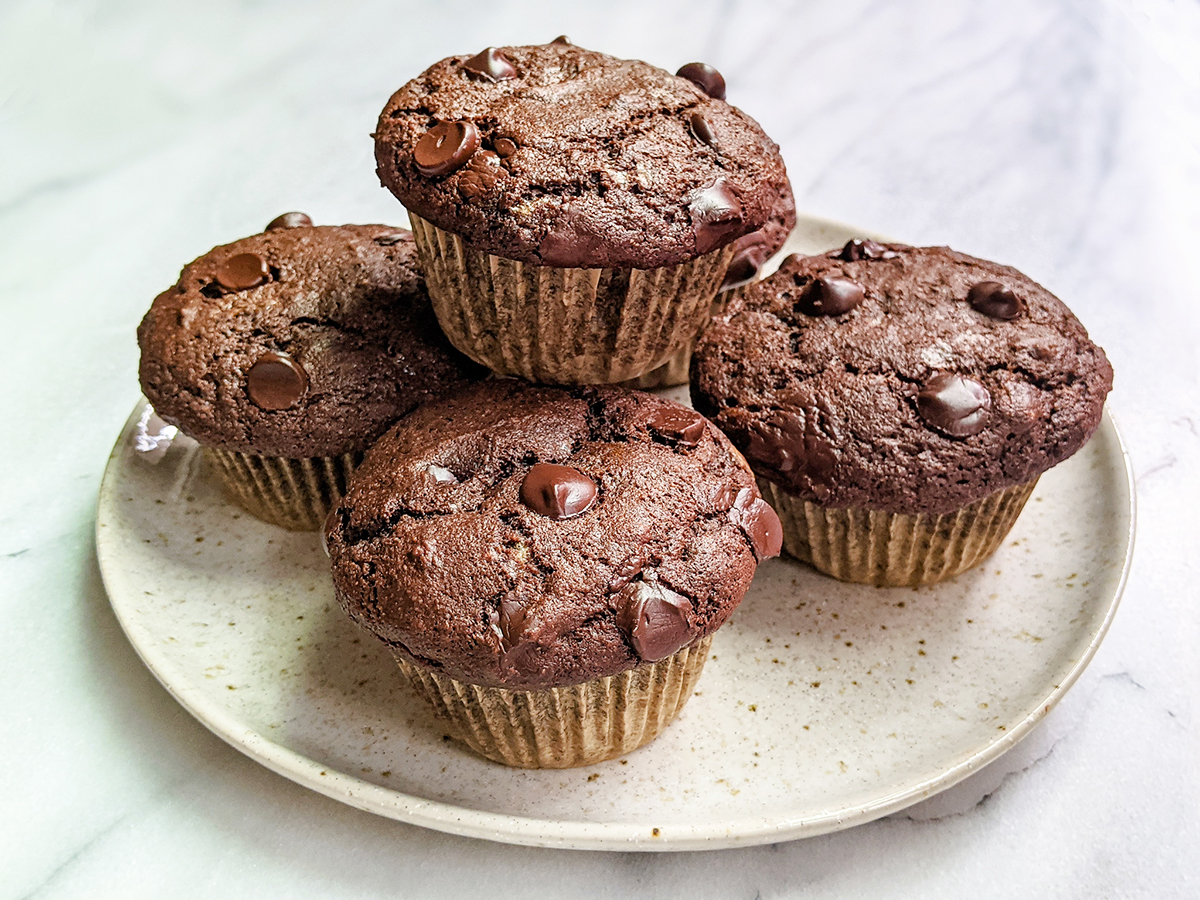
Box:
xmin=1 ymin=0 xmax=1197 ymax=896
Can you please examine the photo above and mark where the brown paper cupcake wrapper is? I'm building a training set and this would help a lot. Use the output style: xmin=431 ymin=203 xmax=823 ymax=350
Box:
xmin=409 ymin=213 xmax=736 ymax=385
xmin=395 ymin=635 xmax=713 ymax=768
xmin=205 ymin=447 xmax=362 ymax=531
xmin=758 ymin=477 xmax=1039 ymax=587
xmin=620 ymin=282 xmax=753 ymax=389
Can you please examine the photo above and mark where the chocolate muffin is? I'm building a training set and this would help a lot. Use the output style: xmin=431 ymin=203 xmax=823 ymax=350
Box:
xmin=325 ymin=380 xmax=781 ymax=767
xmin=691 ymin=242 xmax=1113 ymax=586
xmin=373 ymin=41 xmax=792 ymax=384
xmin=137 ymin=215 xmax=485 ymax=530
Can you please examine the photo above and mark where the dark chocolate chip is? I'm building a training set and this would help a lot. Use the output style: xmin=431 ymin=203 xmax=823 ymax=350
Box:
xmin=689 ymin=178 xmax=743 ymax=254
xmin=676 ymin=62 xmax=726 ymax=100
xmin=215 ymin=252 xmax=268 ymax=291
xmin=967 ymin=281 xmax=1023 ymax=320
xmin=265 ymin=212 xmax=312 ymax=231
xmin=711 ymin=483 xmax=739 ymax=512
xmin=917 ymin=372 xmax=991 ymax=437
xmin=462 ymin=47 xmax=517 ymax=82
xmin=493 ymin=137 xmax=518 ymax=157
xmin=745 ymin=409 xmax=836 ymax=489
xmin=728 ymin=488 xmax=783 ymax=559
xmin=372 ymin=230 xmax=409 ymax=245
xmin=457 ymin=150 xmax=502 ymax=201
xmin=414 ymin=120 xmax=481 ymax=177
xmin=490 ymin=593 xmax=530 ymax=652
xmin=688 ymin=112 xmax=717 ymax=147
xmin=838 ymin=238 xmax=892 ymax=261
xmin=538 ymin=203 xmax=607 ymax=267
xmin=795 ymin=276 xmax=865 ymax=316
xmin=720 ymin=233 xmax=769 ymax=290
xmin=615 ymin=581 xmax=693 ymax=662
xmin=551 ymin=35 xmax=571 ymax=45
xmin=246 ymin=351 xmax=307 ymax=411
xmin=647 ymin=406 xmax=707 ymax=448
xmin=519 ymin=464 xmax=597 ymax=519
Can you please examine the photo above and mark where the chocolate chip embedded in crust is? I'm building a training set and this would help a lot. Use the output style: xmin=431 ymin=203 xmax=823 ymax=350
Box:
xmin=615 ymin=581 xmax=693 ymax=661
xmin=967 ymin=281 xmax=1023 ymax=320
xmin=519 ymin=463 xmax=597 ymax=519
xmin=917 ymin=372 xmax=991 ymax=437
xmin=647 ymin=406 xmax=707 ymax=448
xmin=246 ymin=351 xmax=308 ymax=411
xmin=457 ymin=150 xmax=502 ymax=201
xmin=838 ymin=238 xmax=892 ymax=261
xmin=688 ymin=112 xmax=717 ymax=147
xmin=462 ymin=47 xmax=517 ymax=82
xmin=215 ymin=252 xmax=269 ymax=291
xmin=414 ymin=120 xmax=481 ymax=177
xmin=728 ymin=487 xmax=782 ymax=559
xmin=795 ymin=275 xmax=865 ymax=317
xmin=372 ymin=230 xmax=409 ymax=245
xmin=265 ymin=212 xmax=312 ymax=231
xmin=721 ymin=233 xmax=769 ymax=290
xmin=492 ymin=137 xmax=518 ymax=157
xmin=550 ymin=35 xmax=571 ymax=45
xmin=676 ymin=62 xmax=726 ymax=100
xmin=689 ymin=178 xmax=742 ymax=255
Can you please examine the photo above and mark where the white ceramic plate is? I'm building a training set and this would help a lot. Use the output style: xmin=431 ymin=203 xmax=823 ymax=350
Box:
xmin=96 ymin=217 xmax=1134 ymax=851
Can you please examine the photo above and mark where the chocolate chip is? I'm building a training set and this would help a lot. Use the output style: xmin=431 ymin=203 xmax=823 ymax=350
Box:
xmin=457 ymin=150 xmax=502 ymax=201
xmin=838 ymin=238 xmax=892 ymax=261
xmin=744 ymin=409 xmax=836 ymax=487
xmin=246 ymin=351 xmax=307 ymax=411
xmin=538 ymin=203 xmax=607 ymax=267
xmin=689 ymin=178 xmax=742 ymax=254
xmin=462 ymin=47 xmax=517 ymax=82
xmin=647 ymin=406 xmax=707 ymax=448
xmin=917 ymin=372 xmax=991 ymax=437
xmin=215 ymin=252 xmax=268 ymax=291
xmin=676 ymin=62 xmax=726 ymax=100
xmin=551 ymin=35 xmax=571 ymax=45
xmin=688 ymin=112 xmax=717 ymax=147
xmin=265 ymin=212 xmax=312 ymax=231
xmin=492 ymin=137 xmax=518 ymax=157
xmin=414 ymin=120 xmax=480 ymax=177
xmin=795 ymin=276 xmax=865 ymax=316
xmin=519 ymin=464 xmax=597 ymax=519
xmin=721 ymin=233 xmax=769 ymax=290
xmin=372 ymin=230 xmax=409 ymax=245
xmin=711 ymin=483 xmax=739 ymax=512
xmin=967 ymin=281 xmax=1023 ymax=320
xmin=728 ymin=488 xmax=782 ymax=559
xmin=615 ymin=581 xmax=693 ymax=662
xmin=489 ymin=593 xmax=530 ymax=652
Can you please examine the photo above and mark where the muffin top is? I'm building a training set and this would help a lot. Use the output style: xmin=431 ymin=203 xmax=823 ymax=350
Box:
xmin=138 ymin=217 xmax=484 ymax=458
xmin=720 ymin=174 xmax=796 ymax=291
xmin=691 ymin=243 xmax=1113 ymax=515
xmin=374 ymin=42 xmax=791 ymax=269
xmin=325 ymin=381 xmax=781 ymax=690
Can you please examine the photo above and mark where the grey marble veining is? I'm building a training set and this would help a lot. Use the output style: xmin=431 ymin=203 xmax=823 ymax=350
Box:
xmin=1 ymin=0 xmax=1198 ymax=896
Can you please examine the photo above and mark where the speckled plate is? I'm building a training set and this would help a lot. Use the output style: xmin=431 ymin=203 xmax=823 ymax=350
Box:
xmin=96 ymin=218 xmax=1135 ymax=851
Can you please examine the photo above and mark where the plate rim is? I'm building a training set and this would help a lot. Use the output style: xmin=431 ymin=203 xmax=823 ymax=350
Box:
xmin=96 ymin=218 xmax=1136 ymax=852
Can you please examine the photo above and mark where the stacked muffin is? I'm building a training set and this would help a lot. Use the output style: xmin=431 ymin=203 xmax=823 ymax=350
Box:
xmin=137 ymin=40 xmax=1112 ymax=768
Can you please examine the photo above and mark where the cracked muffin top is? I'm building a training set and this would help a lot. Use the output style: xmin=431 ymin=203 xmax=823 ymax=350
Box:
xmin=137 ymin=217 xmax=485 ymax=458
xmin=373 ymin=42 xmax=790 ymax=269
xmin=325 ymin=381 xmax=781 ymax=690
xmin=690 ymin=243 xmax=1113 ymax=515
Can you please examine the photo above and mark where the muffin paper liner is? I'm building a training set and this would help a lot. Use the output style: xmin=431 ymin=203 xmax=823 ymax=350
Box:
xmin=409 ymin=213 xmax=736 ymax=385
xmin=205 ymin=447 xmax=362 ymax=532
xmin=758 ymin=477 xmax=1039 ymax=587
xmin=394 ymin=635 xmax=713 ymax=768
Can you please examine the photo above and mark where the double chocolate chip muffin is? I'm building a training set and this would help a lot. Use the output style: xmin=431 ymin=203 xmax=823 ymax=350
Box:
xmin=691 ymin=242 xmax=1113 ymax=586
xmin=325 ymin=380 xmax=781 ymax=767
xmin=138 ymin=215 xmax=485 ymax=530
xmin=373 ymin=41 xmax=792 ymax=384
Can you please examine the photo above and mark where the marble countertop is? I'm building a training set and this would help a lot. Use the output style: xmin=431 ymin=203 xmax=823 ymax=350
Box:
xmin=2 ymin=0 xmax=1197 ymax=896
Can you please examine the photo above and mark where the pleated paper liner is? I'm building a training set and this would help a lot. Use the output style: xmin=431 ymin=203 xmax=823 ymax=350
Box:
xmin=205 ymin=447 xmax=362 ymax=532
xmin=758 ymin=477 xmax=1040 ymax=588
xmin=409 ymin=213 xmax=736 ymax=385
xmin=395 ymin=635 xmax=713 ymax=769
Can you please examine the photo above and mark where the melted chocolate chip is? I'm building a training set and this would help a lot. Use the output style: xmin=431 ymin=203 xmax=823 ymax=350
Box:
xmin=615 ymin=581 xmax=693 ymax=662
xmin=917 ymin=372 xmax=991 ymax=437
xmin=721 ymin=233 xmax=769 ymax=290
xmin=215 ymin=252 xmax=268 ymax=291
xmin=551 ymin=35 xmax=571 ymax=45
xmin=795 ymin=276 xmax=865 ymax=316
xmin=414 ymin=120 xmax=480 ymax=177
xmin=689 ymin=178 xmax=743 ymax=254
xmin=246 ymin=351 xmax=307 ymax=411
xmin=838 ymin=238 xmax=892 ymax=261
xmin=538 ymin=204 xmax=607 ymax=267
xmin=457 ymin=150 xmax=502 ymax=201
xmin=265 ymin=212 xmax=312 ymax=231
xmin=647 ymin=406 xmax=707 ymax=448
xmin=372 ymin=230 xmax=408 ymax=245
xmin=744 ymin=409 xmax=836 ymax=490
xmin=519 ymin=464 xmax=597 ymax=519
xmin=676 ymin=62 xmax=726 ymax=100
xmin=728 ymin=488 xmax=783 ymax=559
xmin=492 ymin=137 xmax=518 ymax=157
xmin=688 ymin=112 xmax=717 ymax=147
xmin=490 ymin=593 xmax=529 ymax=651
xmin=711 ymin=483 xmax=739 ymax=512
xmin=967 ymin=281 xmax=1023 ymax=320
xmin=462 ymin=47 xmax=517 ymax=82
